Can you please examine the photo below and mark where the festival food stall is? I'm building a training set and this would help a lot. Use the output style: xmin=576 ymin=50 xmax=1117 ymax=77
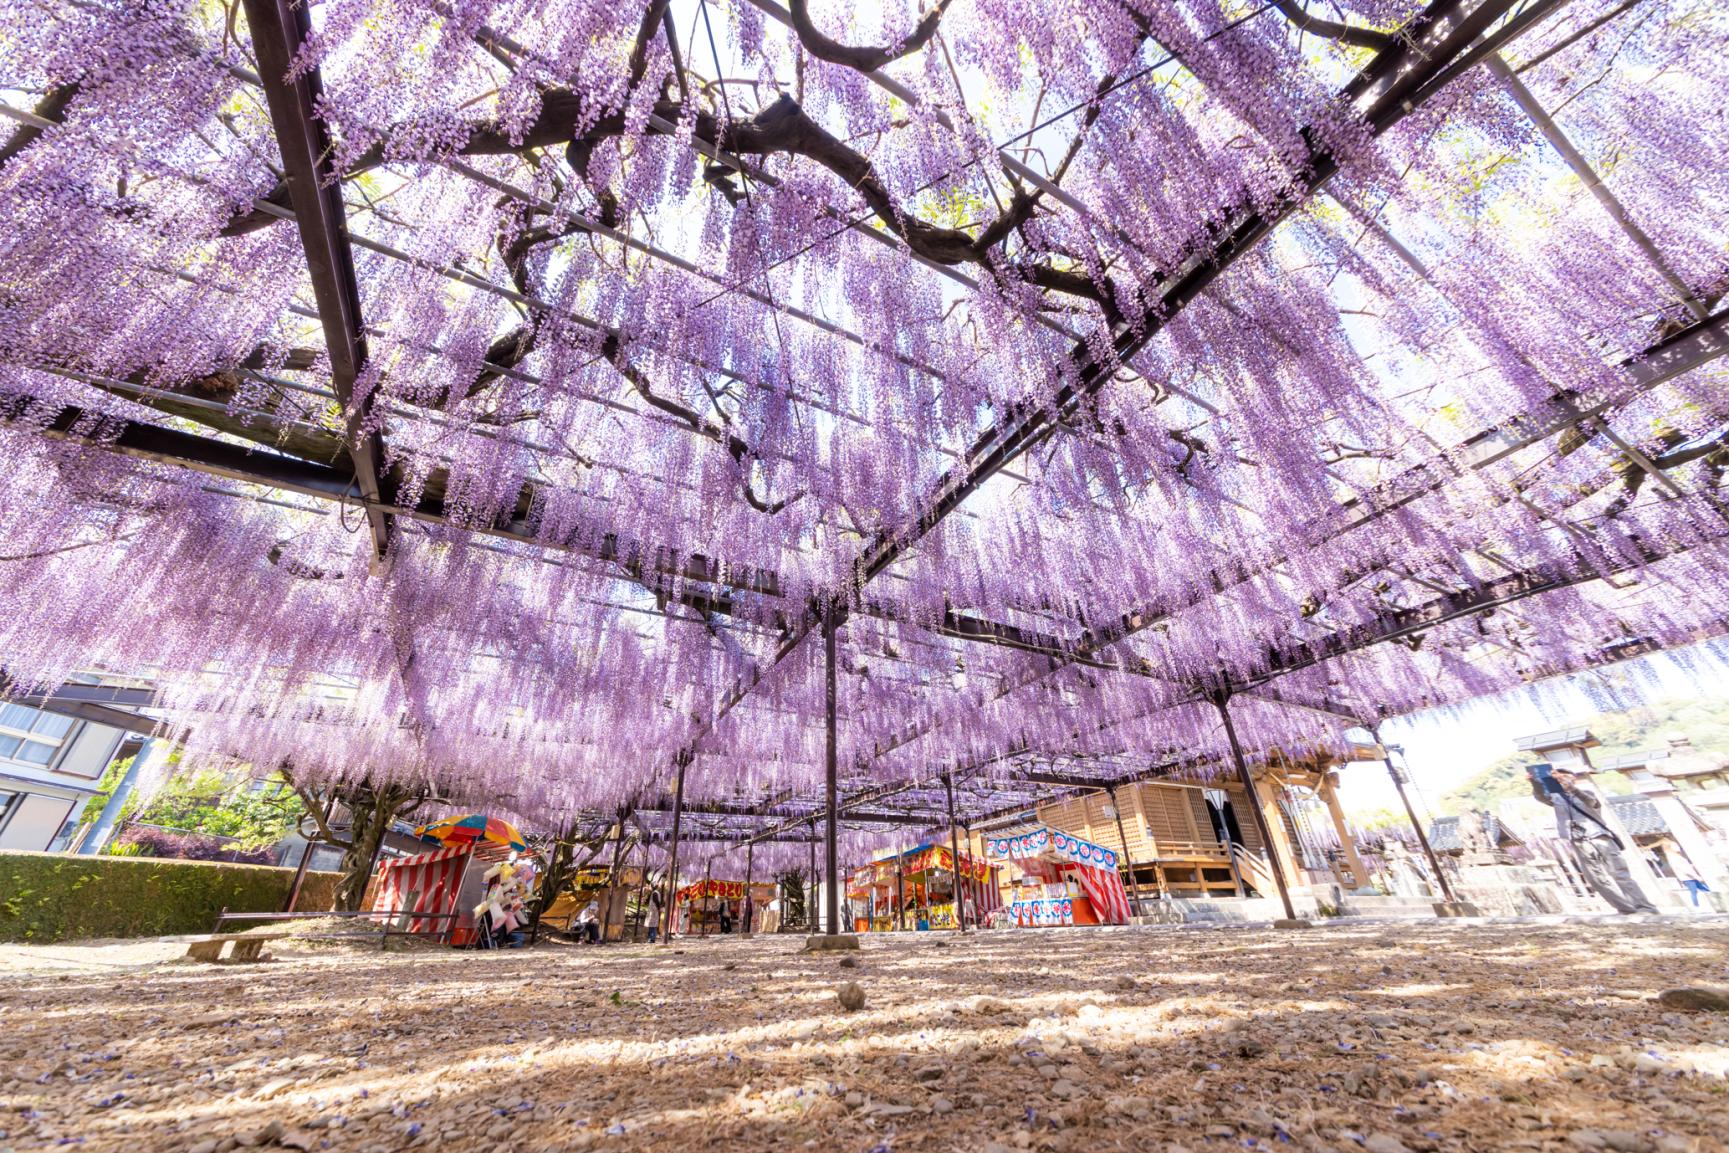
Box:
xmin=367 ymin=814 xmax=530 ymax=946
xmin=674 ymin=878 xmax=775 ymax=935
xmin=984 ymin=826 xmax=1133 ymax=927
xmin=846 ymin=844 xmax=998 ymax=931
xmin=539 ymin=864 xmax=646 ymax=940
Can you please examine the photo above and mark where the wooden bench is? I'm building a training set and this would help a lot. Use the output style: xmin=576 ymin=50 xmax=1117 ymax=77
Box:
xmin=184 ymin=933 xmax=289 ymax=963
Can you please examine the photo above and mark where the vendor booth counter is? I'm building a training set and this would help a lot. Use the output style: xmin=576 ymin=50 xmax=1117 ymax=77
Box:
xmin=367 ymin=841 xmax=513 ymax=945
xmin=985 ymin=826 xmax=1133 ymax=927
xmin=674 ymin=878 xmax=776 ymax=935
xmin=541 ymin=865 xmax=644 ymax=941
xmin=846 ymin=844 xmax=1000 ymax=931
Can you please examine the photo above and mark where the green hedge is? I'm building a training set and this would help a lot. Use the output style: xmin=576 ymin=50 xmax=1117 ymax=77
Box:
xmin=0 ymin=851 xmax=341 ymax=943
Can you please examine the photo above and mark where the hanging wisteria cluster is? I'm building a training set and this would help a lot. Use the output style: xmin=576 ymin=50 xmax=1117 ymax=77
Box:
xmin=1 ymin=0 xmax=1727 ymax=844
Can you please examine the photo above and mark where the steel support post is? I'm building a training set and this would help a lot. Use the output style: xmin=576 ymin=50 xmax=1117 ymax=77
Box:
xmin=944 ymin=771 xmax=968 ymax=931
xmin=896 ymin=857 xmax=905 ymax=931
xmin=1213 ymin=691 xmax=1300 ymax=922
xmin=662 ymin=752 xmax=688 ymax=944
xmin=743 ymin=839 xmax=755 ymax=936
xmin=823 ymin=598 xmax=841 ymax=936
xmin=1110 ymin=785 xmax=1144 ymax=916
xmin=1383 ymin=745 xmax=1460 ymax=904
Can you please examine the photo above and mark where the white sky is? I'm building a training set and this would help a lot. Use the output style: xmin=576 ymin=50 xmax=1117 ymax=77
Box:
xmin=1332 ymin=639 xmax=1729 ymax=823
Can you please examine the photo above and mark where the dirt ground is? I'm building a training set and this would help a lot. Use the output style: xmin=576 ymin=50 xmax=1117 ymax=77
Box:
xmin=2 ymin=918 xmax=1726 ymax=1153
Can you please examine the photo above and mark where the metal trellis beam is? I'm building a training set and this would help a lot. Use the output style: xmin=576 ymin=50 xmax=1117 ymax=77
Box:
xmin=242 ymin=0 xmax=391 ymax=563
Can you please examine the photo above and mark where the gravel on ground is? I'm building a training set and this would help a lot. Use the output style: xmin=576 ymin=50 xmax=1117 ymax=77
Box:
xmin=2 ymin=918 xmax=1726 ymax=1153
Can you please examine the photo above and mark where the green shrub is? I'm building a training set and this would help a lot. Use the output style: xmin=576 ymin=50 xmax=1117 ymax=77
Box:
xmin=0 ymin=851 xmax=341 ymax=943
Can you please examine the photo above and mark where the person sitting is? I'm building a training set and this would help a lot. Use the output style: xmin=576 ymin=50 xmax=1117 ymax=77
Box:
xmin=576 ymin=898 xmax=601 ymax=944
xmin=476 ymin=859 xmax=533 ymax=947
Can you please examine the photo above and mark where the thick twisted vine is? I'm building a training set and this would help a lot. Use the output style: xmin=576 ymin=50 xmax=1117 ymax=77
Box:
xmin=786 ymin=0 xmax=955 ymax=74
xmin=220 ymin=86 xmax=1117 ymax=315
xmin=601 ymin=332 xmax=803 ymax=515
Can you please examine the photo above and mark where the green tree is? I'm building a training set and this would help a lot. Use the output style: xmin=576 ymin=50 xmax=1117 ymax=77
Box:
xmin=120 ymin=767 xmax=305 ymax=850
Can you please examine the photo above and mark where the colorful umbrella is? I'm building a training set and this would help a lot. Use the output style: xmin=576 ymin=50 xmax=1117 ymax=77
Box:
xmin=415 ymin=814 xmax=528 ymax=853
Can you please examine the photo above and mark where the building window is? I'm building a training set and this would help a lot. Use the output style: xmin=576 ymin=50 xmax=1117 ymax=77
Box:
xmin=0 ymin=703 xmax=76 ymax=769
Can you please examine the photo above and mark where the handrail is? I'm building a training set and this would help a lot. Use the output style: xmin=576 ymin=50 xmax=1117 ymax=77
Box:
xmin=1227 ymin=842 xmax=1276 ymax=900
xmin=1147 ymin=839 xmax=1234 ymax=862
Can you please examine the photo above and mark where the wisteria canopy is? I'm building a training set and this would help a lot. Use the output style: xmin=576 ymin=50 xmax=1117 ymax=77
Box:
xmin=1 ymin=0 xmax=1726 ymax=851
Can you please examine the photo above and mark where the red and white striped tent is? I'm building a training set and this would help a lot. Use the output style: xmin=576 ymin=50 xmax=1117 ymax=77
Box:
xmin=368 ymin=843 xmax=504 ymax=941
xmin=984 ymin=826 xmax=1134 ymax=926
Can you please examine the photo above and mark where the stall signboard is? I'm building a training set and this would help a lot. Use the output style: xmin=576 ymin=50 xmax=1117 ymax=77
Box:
xmin=901 ymin=845 xmax=991 ymax=881
xmin=569 ymin=865 xmax=644 ymax=890
xmin=676 ymin=879 xmax=746 ymax=902
xmin=849 ymin=861 xmax=894 ymax=889
xmin=986 ymin=828 xmax=1118 ymax=872
xmin=852 ymin=846 xmax=991 ymax=889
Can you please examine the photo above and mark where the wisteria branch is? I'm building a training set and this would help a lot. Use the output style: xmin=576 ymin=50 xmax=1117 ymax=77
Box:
xmin=785 ymin=0 xmax=955 ymax=74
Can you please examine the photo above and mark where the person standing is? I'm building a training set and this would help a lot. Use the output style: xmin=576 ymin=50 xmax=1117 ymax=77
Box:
xmin=1664 ymin=843 xmax=1712 ymax=907
xmin=1531 ymin=764 xmax=1658 ymax=915
xmin=646 ymin=887 xmax=664 ymax=943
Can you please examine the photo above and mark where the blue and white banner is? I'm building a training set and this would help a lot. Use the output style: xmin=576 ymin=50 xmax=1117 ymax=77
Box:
xmin=986 ymin=825 xmax=1117 ymax=872
xmin=1009 ymin=898 xmax=1074 ymax=927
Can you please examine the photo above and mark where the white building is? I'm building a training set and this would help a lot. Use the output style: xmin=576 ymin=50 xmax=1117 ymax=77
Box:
xmin=0 ymin=699 xmax=133 ymax=852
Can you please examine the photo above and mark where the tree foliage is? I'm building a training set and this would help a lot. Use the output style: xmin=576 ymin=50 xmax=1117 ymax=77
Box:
xmin=118 ymin=769 xmax=305 ymax=851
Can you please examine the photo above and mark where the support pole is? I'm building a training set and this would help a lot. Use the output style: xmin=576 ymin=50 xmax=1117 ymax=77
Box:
xmin=605 ymin=815 xmax=628 ymax=942
xmin=944 ymin=772 xmax=968 ymax=932
xmin=661 ymin=752 xmax=688 ymax=944
xmin=823 ymin=599 xmax=840 ymax=936
xmin=808 ymin=822 xmax=817 ymax=930
xmin=1213 ymin=690 xmax=1302 ymax=924
xmin=631 ymin=840 xmax=650 ymax=940
xmin=743 ymin=839 xmax=755 ymax=937
xmin=284 ymin=838 xmax=315 ymax=913
xmin=703 ymin=857 xmax=713 ymax=937
xmin=1382 ymin=740 xmax=1461 ymax=906
xmin=283 ymin=794 xmax=334 ymax=914
xmin=1109 ymin=785 xmax=1144 ymax=917
xmin=896 ymin=855 xmax=906 ymax=931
